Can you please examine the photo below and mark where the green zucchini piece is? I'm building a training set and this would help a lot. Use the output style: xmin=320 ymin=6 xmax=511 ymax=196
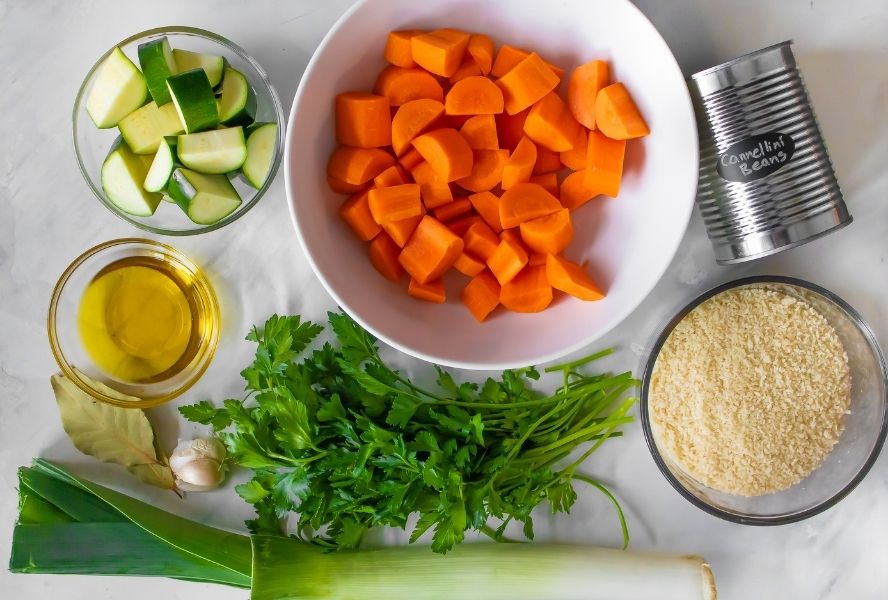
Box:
xmin=172 ymin=49 xmax=225 ymax=87
xmin=242 ymin=122 xmax=278 ymax=188
xmin=166 ymin=69 xmax=219 ymax=133
xmin=117 ymin=101 xmax=184 ymax=154
xmin=101 ymin=139 xmax=163 ymax=216
xmin=167 ymin=168 xmax=242 ymax=224
xmin=178 ymin=127 xmax=246 ymax=174
xmin=137 ymin=37 xmax=178 ymax=105
xmin=217 ymin=67 xmax=257 ymax=126
xmin=143 ymin=138 xmax=176 ymax=192
xmin=86 ymin=47 xmax=148 ymax=128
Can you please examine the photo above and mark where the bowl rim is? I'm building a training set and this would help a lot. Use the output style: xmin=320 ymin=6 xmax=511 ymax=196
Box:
xmin=284 ymin=0 xmax=699 ymax=370
xmin=47 ymin=237 xmax=220 ymax=408
xmin=639 ymin=275 xmax=888 ymax=525
xmin=72 ymin=25 xmax=285 ymax=236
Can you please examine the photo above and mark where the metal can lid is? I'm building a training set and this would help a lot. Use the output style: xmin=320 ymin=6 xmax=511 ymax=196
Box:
xmin=690 ymin=40 xmax=796 ymax=97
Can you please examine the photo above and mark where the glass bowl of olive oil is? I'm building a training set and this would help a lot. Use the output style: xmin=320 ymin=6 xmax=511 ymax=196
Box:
xmin=48 ymin=238 xmax=220 ymax=408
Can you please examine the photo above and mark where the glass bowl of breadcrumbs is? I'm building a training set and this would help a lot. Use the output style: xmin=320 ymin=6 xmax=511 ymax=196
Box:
xmin=640 ymin=276 xmax=887 ymax=524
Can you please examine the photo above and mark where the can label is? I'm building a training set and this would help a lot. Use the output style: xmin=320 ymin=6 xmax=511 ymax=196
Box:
xmin=716 ymin=131 xmax=796 ymax=183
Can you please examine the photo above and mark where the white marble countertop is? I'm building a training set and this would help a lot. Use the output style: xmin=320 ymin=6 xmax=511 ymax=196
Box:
xmin=1 ymin=1 xmax=886 ymax=598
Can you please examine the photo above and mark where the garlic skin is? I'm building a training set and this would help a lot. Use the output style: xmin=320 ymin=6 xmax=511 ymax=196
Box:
xmin=169 ymin=437 xmax=227 ymax=492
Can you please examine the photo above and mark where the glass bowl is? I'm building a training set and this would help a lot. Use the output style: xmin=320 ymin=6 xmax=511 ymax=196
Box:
xmin=48 ymin=238 xmax=220 ymax=408
xmin=73 ymin=26 xmax=285 ymax=235
xmin=640 ymin=276 xmax=888 ymax=524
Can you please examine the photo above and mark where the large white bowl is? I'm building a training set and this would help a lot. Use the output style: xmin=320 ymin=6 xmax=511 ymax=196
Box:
xmin=286 ymin=0 xmax=697 ymax=370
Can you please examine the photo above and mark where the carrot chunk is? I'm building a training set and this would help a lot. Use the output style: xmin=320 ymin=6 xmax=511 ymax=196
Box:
xmin=328 ymin=174 xmax=367 ymax=195
xmin=528 ymin=252 xmax=548 ymax=267
xmin=500 ymin=265 xmax=553 ymax=312
xmin=528 ymin=172 xmax=558 ymax=196
xmin=327 ymin=146 xmax=395 ymax=186
xmin=410 ymin=160 xmax=453 ymax=208
xmin=373 ymin=164 xmax=409 ymax=188
xmin=411 ymin=28 xmax=471 ymax=77
xmin=391 ymin=99 xmax=445 ymax=156
xmin=369 ymin=233 xmax=404 ymax=281
xmin=496 ymin=53 xmax=561 ymax=115
xmin=381 ymin=213 xmax=423 ymax=247
xmin=495 ymin=108 xmax=529 ymax=151
xmin=487 ymin=238 xmax=529 ymax=285
xmin=519 ymin=208 xmax=573 ymax=255
xmin=454 ymin=252 xmax=486 ymax=277
xmin=559 ymin=125 xmax=588 ymax=170
xmin=460 ymin=271 xmax=501 ymax=322
xmin=568 ymin=60 xmax=609 ymax=130
xmin=398 ymin=215 xmax=465 ymax=283
xmin=445 ymin=76 xmax=504 ymax=115
xmin=368 ymin=183 xmax=422 ymax=223
xmin=459 ymin=114 xmax=499 ymax=150
xmin=467 ymin=34 xmax=495 ymax=75
xmin=335 ymin=92 xmax=392 ymax=148
xmin=432 ymin=197 xmax=473 ymax=222
xmin=595 ymin=82 xmax=649 ymax=140
xmin=524 ymin=92 xmax=582 ymax=152
xmin=408 ymin=277 xmax=446 ymax=303
xmin=412 ymin=128 xmax=474 ymax=181
xmin=456 ymin=149 xmax=508 ymax=192
xmin=384 ymin=30 xmax=423 ymax=67
xmin=499 ymin=182 xmax=562 ymax=228
xmin=449 ymin=56 xmax=483 ymax=84
xmin=531 ymin=145 xmax=561 ymax=174
xmin=546 ymin=254 xmax=604 ymax=300
xmin=463 ymin=221 xmax=500 ymax=261
xmin=375 ymin=66 xmax=444 ymax=106
xmin=399 ymin=147 xmax=424 ymax=171
xmin=585 ymin=130 xmax=626 ymax=197
xmin=499 ymin=228 xmax=523 ymax=246
xmin=339 ymin=190 xmax=381 ymax=241
xmin=501 ymin=136 xmax=537 ymax=190
xmin=559 ymin=169 xmax=600 ymax=211
xmin=447 ymin=215 xmax=484 ymax=237
xmin=468 ymin=191 xmax=503 ymax=232
xmin=490 ymin=45 xmax=564 ymax=79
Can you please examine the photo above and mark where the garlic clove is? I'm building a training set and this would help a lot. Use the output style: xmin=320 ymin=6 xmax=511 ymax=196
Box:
xmin=173 ymin=457 xmax=225 ymax=492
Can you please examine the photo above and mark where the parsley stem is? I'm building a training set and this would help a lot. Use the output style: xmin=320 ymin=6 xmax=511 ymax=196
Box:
xmin=570 ymin=473 xmax=630 ymax=549
xmin=543 ymin=348 xmax=614 ymax=373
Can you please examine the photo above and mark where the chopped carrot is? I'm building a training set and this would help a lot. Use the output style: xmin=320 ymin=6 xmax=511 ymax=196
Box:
xmin=457 ymin=116 xmax=498 ymax=152
xmin=519 ymin=208 xmax=573 ymax=254
xmin=384 ymin=30 xmax=423 ymax=68
xmin=399 ymin=147 xmax=424 ymax=171
xmin=454 ymin=252 xmax=485 ymax=277
xmin=585 ymin=130 xmax=625 ymax=197
xmin=501 ymin=135 xmax=537 ymax=189
xmin=456 ymin=149 xmax=508 ymax=192
xmin=445 ymin=76 xmax=504 ymax=115
xmin=495 ymin=108 xmax=530 ymax=152
xmin=528 ymin=172 xmax=558 ymax=196
xmin=568 ymin=60 xmax=609 ymax=129
xmin=368 ymin=233 xmax=404 ymax=282
xmin=499 ymin=182 xmax=562 ymax=228
xmin=391 ymin=99 xmax=445 ymax=156
xmin=460 ymin=271 xmax=501 ymax=322
xmin=463 ymin=221 xmax=500 ymax=261
xmin=560 ymin=169 xmax=600 ymax=211
xmin=528 ymin=252 xmax=548 ymax=266
xmin=500 ymin=265 xmax=553 ymax=312
xmin=373 ymin=164 xmax=409 ymax=187
xmin=368 ymin=183 xmax=422 ymax=223
xmin=327 ymin=174 xmax=367 ymax=195
xmin=532 ymin=145 xmax=562 ymax=174
xmin=468 ymin=191 xmax=503 ymax=232
xmin=496 ymin=53 xmax=560 ymax=115
xmin=447 ymin=215 xmax=484 ymax=237
xmin=398 ymin=215 xmax=465 ymax=283
xmin=412 ymin=128 xmax=474 ymax=181
xmin=327 ymin=146 xmax=395 ymax=186
xmin=559 ymin=125 xmax=587 ymax=170
xmin=449 ymin=56 xmax=483 ymax=83
xmin=490 ymin=45 xmax=564 ymax=79
xmin=487 ymin=238 xmax=529 ymax=285
xmin=595 ymin=82 xmax=649 ymax=140
xmin=382 ymin=213 xmax=423 ymax=247
xmin=408 ymin=277 xmax=446 ymax=303
xmin=499 ymin=228 xmax=523 ymax=246
xmin=339 ymin=190 xmax=381 ymax=241
xmin=432 ymin=197 xmax=473 ymax=222
xmin=467 ymin=34 xmax=495 ymax=75
xmin=410 ymin=160 xmax=453 ymax=208
xmin=375 ymin=66 xmax=444 ymax=106
xmin=411 ymin=28 xmax=470 ymax=77
xmin=524 ymin=92 xmax=582 ymax=152
xmin=546 ymin=254 xmax=604 ymax=300
xmin=335 ymin=92 xmax=392 ymax=148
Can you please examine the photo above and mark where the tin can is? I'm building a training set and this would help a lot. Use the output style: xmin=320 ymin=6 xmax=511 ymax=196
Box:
xmin=689 ymin=41 xmax=851 ymax=264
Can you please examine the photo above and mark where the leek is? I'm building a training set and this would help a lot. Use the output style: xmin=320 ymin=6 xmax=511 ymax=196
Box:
xmin=10 ymin=459 xmax=716 ymax=600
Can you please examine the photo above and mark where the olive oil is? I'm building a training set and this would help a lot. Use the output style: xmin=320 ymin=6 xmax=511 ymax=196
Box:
xmin=77 ymin=255 xmax=207 ymax=383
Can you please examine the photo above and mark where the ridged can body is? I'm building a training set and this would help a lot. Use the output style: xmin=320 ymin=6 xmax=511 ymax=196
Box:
xmin=690 ymin=41 xmax=850 ymax=264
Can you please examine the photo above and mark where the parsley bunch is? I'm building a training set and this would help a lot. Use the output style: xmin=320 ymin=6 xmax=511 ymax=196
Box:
xmin=181 ymin=313 xmax=636 ymax=554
